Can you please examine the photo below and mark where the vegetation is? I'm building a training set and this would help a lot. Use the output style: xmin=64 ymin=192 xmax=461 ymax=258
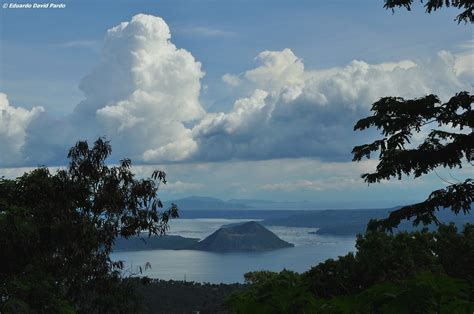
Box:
xmin=311 ymin=272 xmax=473 ymax=313
xmin=350 ymin=1 xmax=473 ymax=232
xmin=131 ymin=278 xmax=243 ymax=314
xmin=229 ymin=3 xmax=474 ymax=308
xmin=0 ymin=138 xmax=178 ymax=312
xmin=383 ymin=0 xmax=473 ymax=23
xmin=193 ymin=221 xmax=293 ymax=252
xmin=114 ymin=235 xmax=199 ymax=251
xmin=227 ymin=270 xmax=317 ymax=314
xmin=352 ymin=92 xmax=473 ymax=231
xmin=0 ymin=2 xmax=472 ymax=313
xmin=227 ymin=223 xmax=474 ymax=313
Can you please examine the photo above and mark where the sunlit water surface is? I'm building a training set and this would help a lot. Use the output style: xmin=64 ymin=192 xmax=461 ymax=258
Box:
xmin=111 ymin=218 xmax=356 ymax=283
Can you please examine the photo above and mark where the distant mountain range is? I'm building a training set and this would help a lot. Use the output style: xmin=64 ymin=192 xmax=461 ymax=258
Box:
xmin=262 ymin=207 xmax=473 ymax=236
xmin=167 ymin=196 xmax=251 ymax=211
xmin=166 ymin=196 xmax=402 ymax=211
xmin=160 ymin=196 xmax=473 ymax=236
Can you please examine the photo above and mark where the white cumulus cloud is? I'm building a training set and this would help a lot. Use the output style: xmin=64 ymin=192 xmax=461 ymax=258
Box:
xmin=1 ymin=15 xmax=472 ymax=167
xmin=245 ymin=48 xmax=305 ymax=102
xmin=81 ymin=14 xmax=205 ymax=162
xmin=0 ymin=93 xmax=44 ymax=165
xmin=222 ymin=73 xmax=241 ymax=87
xmin=180 ymin=48 xmax=471 ymax=162
xmin=454 ymin=40 xmax=474 ymax=77
xmin=161 ymin=180 xmax=204 ymax=192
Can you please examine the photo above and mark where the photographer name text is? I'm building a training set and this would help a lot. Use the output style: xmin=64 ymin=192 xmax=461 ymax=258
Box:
xmin=3 ymin=2 xmax=66 ymax=9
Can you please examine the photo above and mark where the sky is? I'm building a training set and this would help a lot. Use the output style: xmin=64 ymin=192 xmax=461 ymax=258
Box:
xmin=0 ymin=0 xmax=472 ymax=207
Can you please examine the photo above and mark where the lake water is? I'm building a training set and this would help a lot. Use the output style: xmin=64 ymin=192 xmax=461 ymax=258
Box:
xmin=111 ymin=218 xmax=356 ymax=283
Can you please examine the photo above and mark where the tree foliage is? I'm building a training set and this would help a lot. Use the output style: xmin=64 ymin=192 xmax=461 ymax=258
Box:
xmin=353 ymin=92 xmax=473 ymax=231
xmin=227 ymin=270 xmax=317 ymax=314
xmin=384 ymin=0 xmax=474 ymax=23
xmin=226 ymin=2 xmax=474 ymax=313
xmin=351 ymin=1 xmax=474 ymax=231
xmin=228 ymin=224 xmax=474 ymax=313
xmin=0 ymin=138 xmax=178 ymax=312
xmin=306 ymin=223 xmax=474 ymax=298
xmin=312 ymin=272 xmax=474 ymax=313
xmin=129 ymin=278 xmax=243 ymax=314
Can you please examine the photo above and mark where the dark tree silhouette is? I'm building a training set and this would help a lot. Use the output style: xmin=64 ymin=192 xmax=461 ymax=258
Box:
xmin=384 ymin=0 xmax=474 ymax=23
xmin=0 ymin=138 xmax=178 ymax=312
xmin=351 ymin=1 xmax=474 ymax=232
xmin=353 ymin=92 xmax=473 ymax=231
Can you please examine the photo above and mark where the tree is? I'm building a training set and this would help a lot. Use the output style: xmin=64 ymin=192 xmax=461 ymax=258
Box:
xmin=384 ymin=0 xmax=474 ymax=24
xmin=352 ymin=93 xmax=473 ymax=230
xmin=312 ymin=272 xmax=474 ymax=313
xmin=227 ymin=270 xmax=317 ymax=314
xmin=0 ymin=138 xmax=178 ymax=312
xmin=351 ymin=2 xmax=473 ymax=231
xmin=229 ymin=224 xmax=474 ymax=313
xmin=303 ymin=223 xmax=474 ymax=297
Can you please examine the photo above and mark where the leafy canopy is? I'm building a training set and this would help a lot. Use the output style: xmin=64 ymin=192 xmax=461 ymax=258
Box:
xmin=229 ymin=224 xmax=474 ymax=313
xmin=356 ymin=0 xmax=474 ymax=231
xmin=352 ymin=92 xmax=473 ymax=230
xmin=0 ymin=138 xmax=178 ymax=312
xmin=351 ymin=1 xmax=473 ymax=231
xmin=384 ymin=0 xmax=474 ymax=23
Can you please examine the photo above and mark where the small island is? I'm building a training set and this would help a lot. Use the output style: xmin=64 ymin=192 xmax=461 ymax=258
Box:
xmin=114 ymin=221 xmax=293 ymax=253
xmin=194 ymin=221 xmax=294 ymax=252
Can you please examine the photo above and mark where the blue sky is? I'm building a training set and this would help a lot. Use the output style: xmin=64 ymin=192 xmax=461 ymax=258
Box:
xmin=0 ymin=0 xmax=472 ymax=206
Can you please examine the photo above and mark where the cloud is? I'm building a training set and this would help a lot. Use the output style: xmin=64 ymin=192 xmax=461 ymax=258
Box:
xmin=222 ymin=74 xmax=241 ymax=87
xmin=179 ymin=48 xmax=471 ymax=162
xmin=454 ymin=40 xmax=474 ymax=77
xmin=176 ymin=26 xmax=236 ymax=38
xmin=119 ymin=158 xmax=441 ymax=205
xmin=260 ymin=177 xmax=359 ymax=192
xmin=455 ymin=52 xmax=473 ymax=77
xmin=53 ymin=40 xmax=101 ymax=51
xmin=18 ymin=14 xmax=205 ymax=166
xmin=0 ymin=93 xmax=44 ymax=165
xmin=245 ymin=48 xmax=305 ymax=102
xmin=1 ymin=14 xmax=472 ymax=167
xmin=80 ymin=14 xmax=205 ymax=162
xmin=161 ymin=180 xmax=204 ymax=192
xmin=143 ymin=134 xmax=198 ymax=162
